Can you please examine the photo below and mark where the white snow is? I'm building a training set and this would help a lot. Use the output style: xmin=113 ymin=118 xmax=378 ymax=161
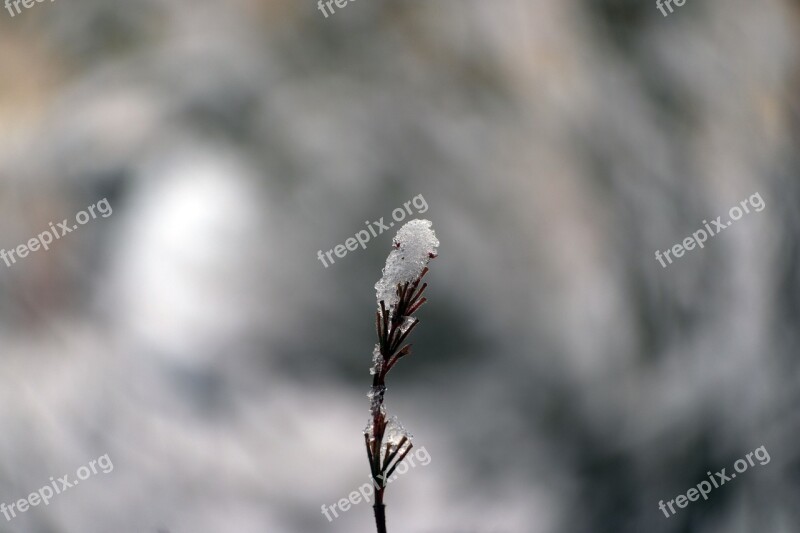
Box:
xmin=369 ymin=344 xmax=383 ymax=375
xmin=375 ymin=219 xmax=439 ymax=310
xmin=367 ymin=384 xmax=386 ymax=414
xmin=382 ymin=415 xmax=413 ymax=452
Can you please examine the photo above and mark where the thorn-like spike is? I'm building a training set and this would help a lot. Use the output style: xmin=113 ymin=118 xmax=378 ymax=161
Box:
xmin=384 ymin=441 xmax=414 ymax=479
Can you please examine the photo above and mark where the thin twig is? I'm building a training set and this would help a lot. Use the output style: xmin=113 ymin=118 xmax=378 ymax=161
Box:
xmin=365 ymin=221 xmax=437 ymax=533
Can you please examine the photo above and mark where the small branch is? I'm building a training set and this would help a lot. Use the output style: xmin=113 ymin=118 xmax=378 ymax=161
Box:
xmin=382 ymin=436 xmax=408 ymax=472
xmin=365 ymin=220 xmax=438 ymax=533
xmin=384 ymin=441 xmax=414 ymax=480
xmin=385 ymin=344 xmax=412 ymax=372
xmin=389 ymin=318 xmax=419 ymax=353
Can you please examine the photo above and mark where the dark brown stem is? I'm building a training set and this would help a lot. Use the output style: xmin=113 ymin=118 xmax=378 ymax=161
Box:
xmin=384 ymin=441 xmax=414 ymax=479
xmin=373 ymin=490 xmax=387 ymax=533
xmin=366 ymin=267 xmax=432 ymax=533
xmin=382 ymin=436 xmax=408 ymax=472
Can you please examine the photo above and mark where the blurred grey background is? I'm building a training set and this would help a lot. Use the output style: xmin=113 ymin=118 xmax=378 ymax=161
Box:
xmin=0 ymin=0 xmax=799 ymax=531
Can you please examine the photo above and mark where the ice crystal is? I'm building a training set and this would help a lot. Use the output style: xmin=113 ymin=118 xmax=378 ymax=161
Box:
xmin=382 ymin=415 xmax=413 ymax=453
xmin=369 ymin=344 xmax=383 ymax=375
xmin=399 ymin=315 xmax=416 ymax=333
xmin=375 ymin=219 xmax=439 ymax=311
xmin=367 ymin=384 xmax=386 ymax=412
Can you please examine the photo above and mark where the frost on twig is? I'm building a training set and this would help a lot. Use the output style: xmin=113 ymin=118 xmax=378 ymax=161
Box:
xmin=374 ymin=219 xmax=439 ymax=314
xmin=364 ymin=219 xmax=438 ymax=533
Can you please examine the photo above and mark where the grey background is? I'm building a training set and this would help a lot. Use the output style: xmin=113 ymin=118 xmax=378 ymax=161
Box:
xmin=0 ymin=0 xmax=798 ymax=531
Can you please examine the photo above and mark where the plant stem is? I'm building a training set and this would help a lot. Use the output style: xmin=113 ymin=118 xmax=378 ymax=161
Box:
xmin=366 ymin=271 xmax=431 ymax=533
xmin=373 ymin=490 xmax=387 ymax=533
